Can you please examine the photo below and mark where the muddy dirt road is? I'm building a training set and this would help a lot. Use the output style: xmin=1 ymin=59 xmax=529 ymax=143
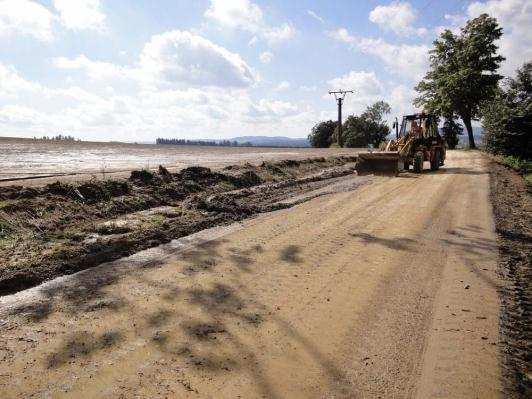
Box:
xmin=0 ymin=151 xmax=504 ymax=398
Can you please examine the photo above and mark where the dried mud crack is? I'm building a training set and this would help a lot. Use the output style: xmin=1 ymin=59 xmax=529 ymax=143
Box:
xmin=0 ymin=156 xmax=359 ymax=296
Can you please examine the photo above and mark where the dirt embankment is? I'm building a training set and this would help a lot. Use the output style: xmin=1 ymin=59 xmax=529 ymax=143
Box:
xmin=0 ymin=156 xmax=357 ymax=296
xmin=489 ymin=160 xmax=532 ymax=397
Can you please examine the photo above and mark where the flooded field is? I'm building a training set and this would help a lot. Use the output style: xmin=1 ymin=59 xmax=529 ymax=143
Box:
xmin=0 ymin=137 xmax=360 ymax=186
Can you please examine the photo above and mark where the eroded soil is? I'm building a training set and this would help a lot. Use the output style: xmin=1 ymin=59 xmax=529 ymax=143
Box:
xmin=0 ymin=156 xmax=360 ymax=295
xmin=0 ymin=137 xmax=360 ymax=185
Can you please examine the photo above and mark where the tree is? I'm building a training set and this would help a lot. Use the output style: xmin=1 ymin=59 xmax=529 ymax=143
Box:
xmin=481 ymin=62 xmax=531 ymax=158
xmin=343 ymin=101 xmax=391 ymax=147
xmin=415 ymin=14 xmax=504 ymax=148
xmin=441 ymin=117 xmax=463 ymax=149
xmin=308 ymin=120 xmax=336 ymax=148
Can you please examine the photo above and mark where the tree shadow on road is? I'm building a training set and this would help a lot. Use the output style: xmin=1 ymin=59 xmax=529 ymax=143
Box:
xmin=10 ymin=235 xmax=357 ymax=398
xmin=279 ymin=245 xmax=303 ymax=263
xmin=350 ymin=232 xmax=417 ymax=252
xmin=438 ymin=167 xmax=487 ymax=175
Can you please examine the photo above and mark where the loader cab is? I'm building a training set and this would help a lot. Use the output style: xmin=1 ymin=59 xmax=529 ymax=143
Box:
xmin=398 ymin=114 xmax=439 ymax=139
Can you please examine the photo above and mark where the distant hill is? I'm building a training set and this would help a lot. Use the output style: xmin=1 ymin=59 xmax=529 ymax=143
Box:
xmin=231 ymin=136 xmax=310 ymax=148
xmin=457 ymin=126 xmax=483 ymax=148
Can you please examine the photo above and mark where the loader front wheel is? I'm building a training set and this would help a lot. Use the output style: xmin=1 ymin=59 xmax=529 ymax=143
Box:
xmin=413 ymin=153 xmax=423 ymax=173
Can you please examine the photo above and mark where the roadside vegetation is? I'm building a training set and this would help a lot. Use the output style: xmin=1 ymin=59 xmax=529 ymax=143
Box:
xmin=308 ymin=101 xmax=391 ymax=148
xmin=481 ymin=62 xmax=531 ymax=189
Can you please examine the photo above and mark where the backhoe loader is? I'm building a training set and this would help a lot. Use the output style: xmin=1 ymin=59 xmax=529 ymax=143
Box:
xmin=355 ymin=113 xmax=445 ymax=176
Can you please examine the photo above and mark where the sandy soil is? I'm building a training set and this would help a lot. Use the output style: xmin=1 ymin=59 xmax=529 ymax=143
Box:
xmin=0 ymin=137 xmax=360 ymax=186
xmin=0 ymin=151 xmax=504 ymax=398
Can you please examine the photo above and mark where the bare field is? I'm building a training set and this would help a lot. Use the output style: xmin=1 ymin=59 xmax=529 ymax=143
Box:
xmin=0 ymin=137 xmax=360 ymax=186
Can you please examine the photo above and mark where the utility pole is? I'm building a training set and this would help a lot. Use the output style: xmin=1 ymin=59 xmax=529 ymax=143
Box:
xmin=328 ymin=90 xmax=354 ymax=147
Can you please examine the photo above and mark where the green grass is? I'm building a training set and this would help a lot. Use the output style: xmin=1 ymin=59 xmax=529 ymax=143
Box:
xmin=498 ymin=155 xmax=532 ymax=189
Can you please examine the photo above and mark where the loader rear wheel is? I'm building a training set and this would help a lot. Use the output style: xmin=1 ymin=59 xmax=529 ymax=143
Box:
xmin=413 ymin=153 xmax=423 ymax=173
xmin=430 ymin=150 xmax=440 ymax=171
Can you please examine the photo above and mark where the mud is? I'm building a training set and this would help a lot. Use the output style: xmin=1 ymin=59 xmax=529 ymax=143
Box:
xmin=489 ymin=159 xmax=532 ymax=397
xmin=0 ymin=156 xmax=358 ymax=295
xmin=0 ymin=137 xmax=361 ymax=185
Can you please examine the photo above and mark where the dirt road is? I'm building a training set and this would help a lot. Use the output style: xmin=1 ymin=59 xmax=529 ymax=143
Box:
xmin=0 ymin=151 xmax=504 ymax=398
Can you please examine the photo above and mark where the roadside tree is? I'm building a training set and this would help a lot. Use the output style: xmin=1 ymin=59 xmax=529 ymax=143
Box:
xmin=343 ymin=101 xmax=391 ymax=148
xmin=441 ymin=118 xmax=463 ymax=149
xmin=415 ymin=14 xmax=504 ymax=149
xmin=308 ymin=120 xmax=337 ymax=148
xmin=482 ymin=62 xmax=531 ymax=159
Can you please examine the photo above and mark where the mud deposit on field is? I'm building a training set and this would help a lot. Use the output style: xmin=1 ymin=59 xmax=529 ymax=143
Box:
xmin=0 ymin=155 xmax=361 ymax=295
xmin=489 ymin=160 xmax=532 ymax=397
xmin=0 ymin=137 xmax=359 ymax=185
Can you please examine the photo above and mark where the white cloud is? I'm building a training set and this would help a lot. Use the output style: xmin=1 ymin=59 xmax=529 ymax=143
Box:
xmin=0 ymin=104 xmax=52 ymax=129
xmin=328 ymin=71 xmax=383 ymax=98
xmin=307 ymin=10 xmax=324 ymax=24
xmin=388 ymin=84 xmax=418 ymax=117
xmin=205 ymin=0 xmax=296 ymax=45
xmin=274 ymin=81 xmax=290 ymax=91
xmin=328 ymin=28 xmax=429 ymax=81
xmin=0 ymin=63 xmax=42 ymax=97
xmin=52 ymin=30 xmax=258 ymax=89
xmin=300 ymin=85 xmax=317 ymax=92
xmin=466 ymin=0 xmax=531 ymax=75
xmin=327 ymin=70 xmax=387 ymax=116
xmin=0 ymin=0 xmax=54 ymax=41
xmin=259 ymin=51 xmax=274 ymax=64
xmin=204 ymin=0 xmax=262 ymax=31
xmin=246 ymin=99 xmax=298 ymax=123
xmin=139 ymin=30 xmax=256 ymax=88
xmin=369 ymin=1 xmax=426 ymax=36
xmin=0 ymin=69 xmax=309 ymax=139
xmin=52 ymin=0 xmax=106 ymax=32
xmin=262 ymin=23 xmax=296 ymax=45
xmin=53 ymin=55 xmax=128 ymax=80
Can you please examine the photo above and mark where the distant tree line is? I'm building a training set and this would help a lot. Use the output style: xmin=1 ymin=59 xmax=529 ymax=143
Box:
xmin=34 ymin=134 xmax=78 ymax=141
xmin=156 ymin=138 xmax=252 ymax=147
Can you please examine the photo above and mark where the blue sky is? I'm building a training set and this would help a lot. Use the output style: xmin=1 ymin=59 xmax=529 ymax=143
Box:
xmin=0 ymin=0 xmax=530 ymax=141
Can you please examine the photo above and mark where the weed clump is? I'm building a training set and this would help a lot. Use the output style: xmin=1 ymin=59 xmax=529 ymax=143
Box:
xmin=130 ymin=169 xmax=155 ymax=183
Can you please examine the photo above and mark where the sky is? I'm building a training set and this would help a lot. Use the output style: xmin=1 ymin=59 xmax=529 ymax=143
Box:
xmin=0 ymin=0 xmax=530 ymax=141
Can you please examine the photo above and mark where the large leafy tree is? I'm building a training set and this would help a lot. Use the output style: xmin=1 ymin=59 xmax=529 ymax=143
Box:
xmin=482 ymin=62 xmax=531 ymax=158
xmin=415 ymin=14 xmax=504 ymax=148
xmin=308 ymin=120 xmax=336 ymax=148
xmin=343 ymin=101 xmax=391 ymax=148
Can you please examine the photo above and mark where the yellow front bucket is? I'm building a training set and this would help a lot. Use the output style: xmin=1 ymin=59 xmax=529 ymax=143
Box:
xmin=355 ymin=152 xmax=400 ymax=176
